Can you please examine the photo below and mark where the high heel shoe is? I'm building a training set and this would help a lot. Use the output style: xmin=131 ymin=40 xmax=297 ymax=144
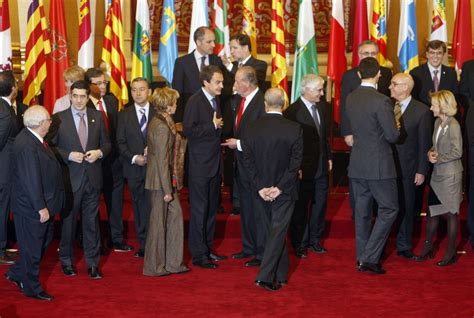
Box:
xmin=415 ymin=241 xmax=434 ymax=261
xmin=437 ymin=254 xmax=457 ymax=267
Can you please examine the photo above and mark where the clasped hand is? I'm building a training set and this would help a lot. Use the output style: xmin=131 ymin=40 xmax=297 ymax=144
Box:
xmin=258 ymin=187 xmax=282 ymax=202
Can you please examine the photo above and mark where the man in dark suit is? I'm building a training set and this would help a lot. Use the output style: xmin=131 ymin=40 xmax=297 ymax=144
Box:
xmin=116 ymin=77 xmax=153 ymax=257
xmin=48 ymin=80 xmax=111 ymax=279
xmin=242 ymin=88 xmax=303 ymax=291
xmin=222 ymin=66 xmax=266 ymax=266
xmin=84 ymin=68 xmax=130 ymax=254
xmin=0 ymin=71 xmax=20 ymax=265
xmin=347 ymin=57 xmax=399 ymax=274
xmin=389 ymin=73 xmax=432 ymax=260
xmin=183 ymin=65 xmax=227 ymax=269
xmin=5 ymin=106 xmax=64 ymax=301
xmin=172 ymin=26 xmax=224 ymax=123
xmin=284 ymin=74 xmax=332 ymax=258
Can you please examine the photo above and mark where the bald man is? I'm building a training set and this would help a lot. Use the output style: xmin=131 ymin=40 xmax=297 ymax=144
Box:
xmin=389 ymin=73 xmax=432 ymax=260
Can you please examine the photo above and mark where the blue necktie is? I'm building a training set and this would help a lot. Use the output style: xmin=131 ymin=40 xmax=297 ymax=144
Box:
xmin=139 ymin=108 xmax=147 ymax=138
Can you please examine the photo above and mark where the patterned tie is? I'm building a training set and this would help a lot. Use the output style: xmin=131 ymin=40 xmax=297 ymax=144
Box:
xmin=394 ymin=101 xmax=402 ymax=128
xmin=97 ymin=99 xmax=109 ymax=131
xmin=433 ymin=70 xmax=439 ymax=92
xmin=311 ymin=104 xmax=320 ymax=134
xmin=78 ymin=112 xmax=87 ymax=151
xmin=200 ymin=56 xmax=206 ymax=71
xmin=235 ymin=97 xmax=246 ymax=130
xmin=139 ymin=108 xmax=147 ymax=138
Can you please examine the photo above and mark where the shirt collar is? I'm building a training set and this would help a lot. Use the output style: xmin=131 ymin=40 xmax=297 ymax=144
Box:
xmin=201 ymin=88 xmax=215 ymax=103
xmin=267 ymin=111 xmax=282 ymax=115
xmin=239 ymin=55 xmax=252 ymax=65
xmin=428 ymin=63 xmax=441 ymax=75
xmin=243 ymin=87 xmax=259 ymax=103
xmin=27 ymin=127 xmax=43 ymax=143
xmin=194 ymin=50 xmax=207 ymax=60
xmin=360 ymin=82 xmax=376 ymax=89
xmin=1 ymin=96 xmax=12 ymax=106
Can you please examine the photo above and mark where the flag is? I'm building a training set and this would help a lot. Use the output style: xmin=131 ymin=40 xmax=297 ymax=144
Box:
xmin=242 ymin=0 xmax=258 ymax=57
xmin=371 ymin=0 xmax=387 ymax=66
xmin=188 ymin=0 xmax=208 ymax=53
xmin=44 ymin=0 xmax=69 ymax=114
xmin=101 ymin=0 xmax=128 ymax=108
xmin=158 ymin=0 xmax=178 ymax=84
xmin=213 ymin=0 xmax=230 ymax=57
xmin=23 ymin=0 xmax=51 ymax=106
xmin=131 ymin=0 xmax=153 ymax=83
xmin=430 ymin=0 xmax=447 ymax=42
xmin=352 ymin=0 xmax=369 ymax=67
xmin=452 ymin=0 xmax=472 ymax=70
xmin=327 ymin=0 xmax=347 ymax=123
xmin=271 ymin=0 xmax=288 ymax=102
xmin=0 ymin=0 xmax=12 ymax=71
xmin=78 ymin=0 xmax=94 ymax=69
xmin=398 ymin=0 xmax=419 ymax=73
xmin=291 ymin=0 xmax=318 ymax=103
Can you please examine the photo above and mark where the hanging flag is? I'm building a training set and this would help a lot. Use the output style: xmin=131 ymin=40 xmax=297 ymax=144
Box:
xmin=131 ymin=0 xmax=153 ymax=83
xmin=271 ymin=0 xmax=288 ymax=102
xmin=242 ymin=0 xmax=258 ymax=57
xmin=452 ymin=0 xmax=472 ymax=70
xmin=0 ymin=0 xmax=12 ymax=71
xmin=44 ymin=0 xmax=69 ymax=114
xmin=370 ymin=0 xmax=387 ymax=66
xmin=291 ymin=0 xmax=318 ymax=103
xmin=101 ymin=0 xmax=128 ymax=108
xmin=327 ymin=0 xmax=347 ymax=123
xmin=23 ymin=0 xmax=51 ymax=106
xmin=352 ymin=0 xmax=369 ymax=67
xmin=158 ymin=0 xmax=178 ymax=84
xmin=78 ymin=0 xmax=94 ymax=69
xmin=398 ymin=0 xmax=419 ymax=73
xmin=213 ymin=0 xmax=230 ymax=57
xmin=188 ymin=0 xmax=208 ymax=53
xmin=430 ymin=0 xmax=447 ymax=42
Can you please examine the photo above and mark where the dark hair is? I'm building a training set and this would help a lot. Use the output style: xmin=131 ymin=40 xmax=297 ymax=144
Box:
xmin=200 ymin=65 xmax=223 ymax=86
xmin=236 ymin=66 xmax=258 ymax=86
xmin=84 ymin=68 xmax=105 ymax=84
xmin=0 ymin=71 xmax=16 ymax=97
xmin=231 ymin=33 xmax=252 ymax=51
xmin=131 ymin=77 xmax=150 ymax=88
xmin=70 ymin=80 xmax=91 ymax=95
xmin=358 ymin=57 xmax=380 ymax=79
xmin=194 ymin=26 xmax=212 ymax=43
xmin=426 ymin=40 xmax=447 ymax=54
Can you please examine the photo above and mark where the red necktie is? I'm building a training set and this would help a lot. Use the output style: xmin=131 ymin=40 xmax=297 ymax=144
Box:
xmin=97 ymin=99 xmax=109 ymax=131
xmin=235 ymin=97 xmax=246 ymax=130
xmin=43 ymin=140 xmax=49 ymax=149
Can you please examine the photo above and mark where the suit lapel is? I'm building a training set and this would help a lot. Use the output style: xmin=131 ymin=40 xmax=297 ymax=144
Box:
xmin=65 ymin=108 xmax=84 ymax=150
xmin=296 ymin=100 xmax=316 ymax=128
xmin=187 ymin=51 xmax=200 ymax=80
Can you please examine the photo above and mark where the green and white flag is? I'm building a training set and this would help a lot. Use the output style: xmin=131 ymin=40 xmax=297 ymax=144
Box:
xmin=131 ymin=0 xmax=153 ymax=83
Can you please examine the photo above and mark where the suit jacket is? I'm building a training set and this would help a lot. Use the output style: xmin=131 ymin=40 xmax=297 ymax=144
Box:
xmin=242 ymin=113 xmax=303 ymax=201
xmin=11 ymin=129 xmax=64 ymax=220
xmin=145 ymin=115 xmax=174 ymax=194
xmin=340 ymin=66 xmax=392 ymax=136
xmin=172 ymin=51 xmax=224 ymax=122
xmin=0 ymin=98 xmax=20 ymax=185
xmin=460 ymin=59 xmax=474 ymax=111
xmin=347 ymin=86 xmax=399 ymax=180
xmin=284 ymin=98 xmax=332 ymax=179
xmin=410 ymin=63 xmax=458 ymax=107
xmin=431 ymin=116 xmax=463 ymax=176
xmin=393 ymin=98 xmax=432 ymax=179
xmin=47 ymin=107 xmax=111 ymax=192
xmin=233 ymin=89 xmax=266 ymax=143
xmin=117 ymin=103 xmax=155 ymax=181
xmin=183 ymin=89 xmax=222 ymax=178
xmin=223 ymin=57 xmax=268 ymax=96
xmin=466 ymin=106 xmax=474 ymax=168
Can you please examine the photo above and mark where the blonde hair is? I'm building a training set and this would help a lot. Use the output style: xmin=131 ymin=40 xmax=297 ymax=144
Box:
xmin=430 ymin=90 xmax=457 ymax=117
xmin=63 ymin=65 xmax=85 ymax=82
xmin=150 ymin=87 xmax=180 ymax=113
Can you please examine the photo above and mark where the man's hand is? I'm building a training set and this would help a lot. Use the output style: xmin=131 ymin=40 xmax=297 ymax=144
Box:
xmin=163 ymin=194 xmax=173 ymax=203
xmin=69 ymin=152 xmax=85 ymax=163
xmin=344 ymin=135 xmax=353 ymax=147
xmin=328 ymin=160 xmax=333 ymax=172
xmin=38 ymin=208 xmax=50 ymax=223
xmin=258 ymin=188 xmax=272 ymax=201
xmin=84 ymin=149 xmax=102 ymax=163
xmin=428 ymin=150 xmax=438 ymax=164
xmin=298 ymin=170 xmax=303 ymax=180
xmin=144 ymin=146 xmax=148 ymax=157
xmin=220 ymin=54 xmax=231 ymax=66
xmin=267 ymin=187 xmax=282 ymax=200
xmin=414 ymin=173 xmax=425 ymax=186
xmin=135 ymin=155 xmax=147 ymax=166
xmin=221 ymin=138 xmax=238 ymax=149
xmin=213 ymin=112 xmax=224 ymax=129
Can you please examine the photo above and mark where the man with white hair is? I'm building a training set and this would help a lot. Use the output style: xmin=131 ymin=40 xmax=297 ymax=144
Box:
xmin=5 ymin=106 xmax=64 ymax=301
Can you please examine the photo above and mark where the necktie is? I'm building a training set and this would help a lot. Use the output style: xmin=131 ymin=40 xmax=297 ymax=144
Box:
xmin=211 ymin=97 xmax=222 ymax=118
xmin=200 ymin=56 xmax=206 ymax=71
xmin=433 ymin=70 xmax=439 ymax=92
xmin=311 ymin=104 xmax=320 ymax=134
xmin=97 ymin=99 xmax=109 ymax=131
xmin=235 ymin=97 xmax=246 ymax=130
xmin=394 ymin=101 xmax=402 ymax=128
xmin=78 ymin=112 xmax=87 ymax=151
xmin=42 ymin=140 xmax=49 ymax=149
xmin=139 ymin=108 xmax=147 ymax=138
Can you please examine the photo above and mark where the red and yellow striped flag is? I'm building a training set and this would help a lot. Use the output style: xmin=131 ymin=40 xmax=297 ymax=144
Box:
xmin=101 ymin=0 xmax=128 ymax=109
xmin=242 ymin=0 xmax=257 ymax=57
xmin=271 ymin=0 xmax=288 ymax=102
xmin=23 ymin=0 xmax=51 ymax=106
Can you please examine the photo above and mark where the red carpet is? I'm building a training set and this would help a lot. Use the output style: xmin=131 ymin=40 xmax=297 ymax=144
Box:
xmin=1 ymin=189 xmax=473 ymax=317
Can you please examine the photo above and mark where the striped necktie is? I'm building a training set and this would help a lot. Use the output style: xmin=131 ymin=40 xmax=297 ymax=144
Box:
xmin=139 ymin=108 xmax=147 ymax=138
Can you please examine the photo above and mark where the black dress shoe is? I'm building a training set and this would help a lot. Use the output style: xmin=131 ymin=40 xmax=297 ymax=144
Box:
xmin=193 ymin=261 xmax=218 ymax=269
xmin=0 ymin=254 xmax=15 ymax=265
xmin=209 ymin=253 xmax=227 ymax=261
xmin=358 ymin=262 xmax=386 ymax=275
xmin=28 ymin=291 xmax=54 ymax=301
xmin=62 ymin=265 xmax=77 ymax=277
xmin=309 ymin=242 xmax=327 ymax=254
xmin=88 ymin=267 xmax=103 ymax=279
xmin=230 ymin=207 xmax=241 ymax=216
xmin=113 ymin=242 xmax=134 ymax=252
xmin=437 ymin=254 xmax=457 ymax=267
xmin=295 ymin=247 xmax=308 ymax=258
xmin=245 ymin=258 xmax=261 ymax=267
xmin=397 ymin=250 xmax=417 ymax=260
xmin=231 ymin=251 xmax=251 ymax=259
xmin=255 ymin=280 xmax=281 ymax=291
xmin=134 ymin=248 xmax=145 ymax=257
xmin=5 ymin=273 xmax=23 ymax=290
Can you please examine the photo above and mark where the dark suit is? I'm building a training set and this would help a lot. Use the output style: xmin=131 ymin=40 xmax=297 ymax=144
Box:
xmin=48 ymin=107 xmax=111 ymax=268
xmin=223 ymin=57 xmax=268 ymax=96
xmin=172 ymin=51 xmax=224 ymax=122
xmin=284 ymin=98 xmax=332 ymax=250
xmin=242 ymin=113 xmax=303 ymax=283
xmin=0 ymin=97 xmax=19 ymax=256
xmin=116 ymin=103 xmax=154 ymax=250
xmin=392 ymin=98 xmax=432 ymax=252
xmin=347 ymin=85 xmax=399 ymax=264
xmin=7 ymin=128 xmax=64 ymax=297
xmin=233 ymin=90 xmax=266 ymax=258
xmin=183 ymin=89 xmax=222 ymax=264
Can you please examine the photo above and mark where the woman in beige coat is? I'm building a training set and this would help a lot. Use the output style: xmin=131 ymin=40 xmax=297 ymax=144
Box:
xmin=143 ymin=87 xmax=189 ymax=276
xmin=417 ymin=90 xmax=463 ymax=266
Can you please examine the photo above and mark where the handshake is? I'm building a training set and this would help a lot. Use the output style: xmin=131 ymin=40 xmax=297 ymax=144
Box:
xmin=258 ymin=187 xmax=282 ymax=202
